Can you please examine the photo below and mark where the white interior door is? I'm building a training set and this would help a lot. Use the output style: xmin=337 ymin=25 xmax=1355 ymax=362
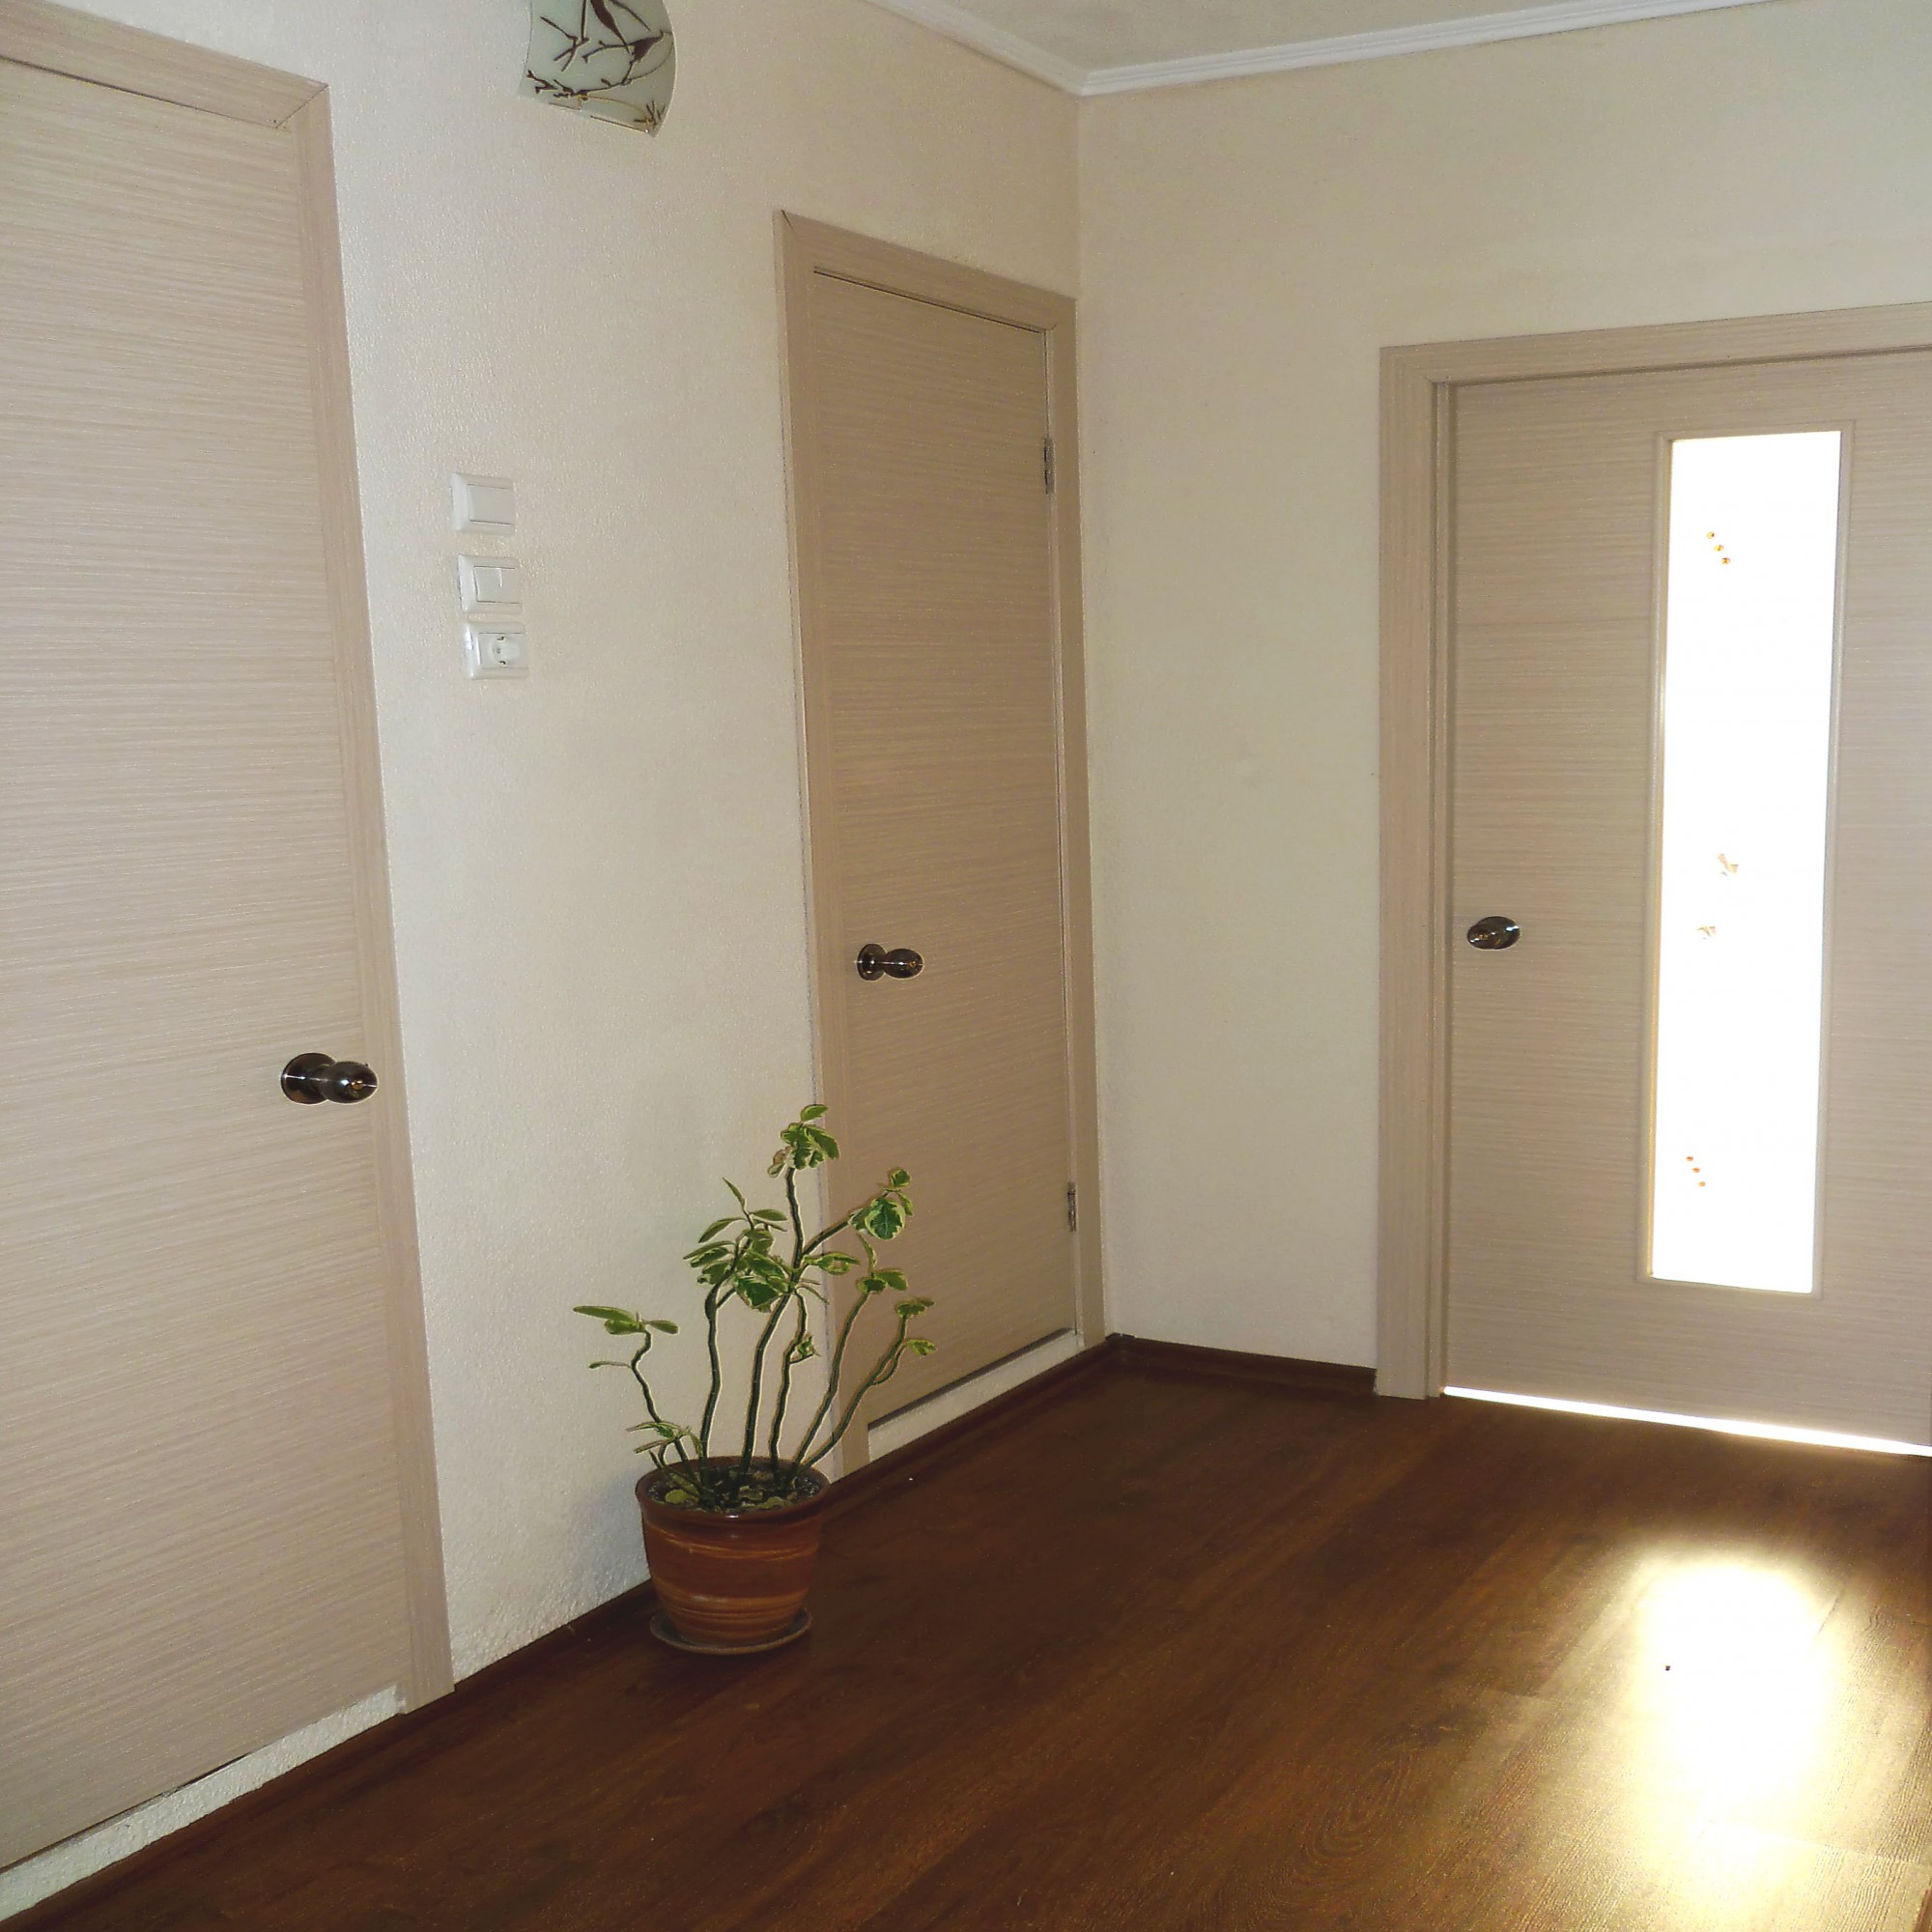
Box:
xmin=1445 ymin=352 xmax=1932 ymax=1445
xmin=0 ymin=53 xmax=431 ymax=1865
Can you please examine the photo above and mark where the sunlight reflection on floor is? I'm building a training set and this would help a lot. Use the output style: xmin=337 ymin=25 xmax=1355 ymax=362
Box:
xmin=1634 ymin=1560 xmax=1834 ymax=1812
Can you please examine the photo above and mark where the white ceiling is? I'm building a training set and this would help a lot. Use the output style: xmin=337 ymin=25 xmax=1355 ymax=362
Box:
xmin=865 ymin=0 xmax=1779 ymax=94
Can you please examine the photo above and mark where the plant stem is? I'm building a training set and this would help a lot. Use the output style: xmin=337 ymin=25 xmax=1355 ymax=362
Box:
xmin=738 ymin=1290 xmax=792 ymax=1483
xmin=768 ymin=1294 xmax=810 ymax=1470
xmin=800 ymin=1209 xmax=854 ymax=1260
xmin=804 ymin=1319 xmax=914 ymax=1467
xmin=697 ymin=1279 xmax=727 ymax=1460
xmin=785 ymin=1166 xmax=805 ymax=1269
xmin=627 ymin=1350 xmax=700 ymax=1488
xmin=790 ymin=1241 xmax=876 ymax=1461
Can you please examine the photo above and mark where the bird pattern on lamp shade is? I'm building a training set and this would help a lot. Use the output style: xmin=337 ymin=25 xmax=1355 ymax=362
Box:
xmin=523 ymin=0 xmax=674 ymax=134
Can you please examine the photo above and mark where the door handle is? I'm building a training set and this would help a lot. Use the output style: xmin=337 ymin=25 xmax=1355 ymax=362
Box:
xmin=856 ymin=944 xmax=923 ymax=981
xmin=281 ymin=1052 xmax=380 ymax=1104
xmin=1465 ymin=916 xmax=1521 ymax=952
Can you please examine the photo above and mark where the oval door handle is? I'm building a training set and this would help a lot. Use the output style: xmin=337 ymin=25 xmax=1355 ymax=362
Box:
xmin=1465 ymin=916 xmax=1521 ymax=952
xmin=856 ymin=944 xmax=923 ymax=981
xmin=281 ymin=1052 xmax=380 ymax=1104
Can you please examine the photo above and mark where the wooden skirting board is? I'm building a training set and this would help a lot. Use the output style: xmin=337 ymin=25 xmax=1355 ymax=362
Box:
xmin=1107 ymin=1333 xmax=1377 ymax=1398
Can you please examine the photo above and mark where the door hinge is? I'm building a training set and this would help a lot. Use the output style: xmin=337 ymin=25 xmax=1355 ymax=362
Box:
xmin=1066 ymin=1181 xmax=1078 ymax=1232
xmin=1043 ymin=435 xmax=1056 ymax=495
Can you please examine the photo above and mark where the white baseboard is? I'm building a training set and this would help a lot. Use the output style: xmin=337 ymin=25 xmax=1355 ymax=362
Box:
xmin=866 ymin=1327 xmax=1087 ymax=1462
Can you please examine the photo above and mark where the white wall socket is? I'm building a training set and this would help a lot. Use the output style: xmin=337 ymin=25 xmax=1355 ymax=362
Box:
xmin=465 ymin=622 xmax=528 ymax=679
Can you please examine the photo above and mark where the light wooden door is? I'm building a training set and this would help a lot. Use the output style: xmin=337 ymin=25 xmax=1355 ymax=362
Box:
xmin=0 ymin=47 xmax=438 ymax=1867
xmin=784 ymin=238 xmax=1089 ymax=1419
xmin=1446 ymin=353 xmax=1932 ymax=1443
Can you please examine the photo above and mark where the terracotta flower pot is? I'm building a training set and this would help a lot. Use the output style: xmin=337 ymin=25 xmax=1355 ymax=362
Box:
xmin=637 ymin=1460 xmax=829 ymax=1652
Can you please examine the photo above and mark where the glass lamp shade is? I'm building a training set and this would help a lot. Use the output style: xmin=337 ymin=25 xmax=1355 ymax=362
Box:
xmin=523 ymin=0 xmax=674 ymax=134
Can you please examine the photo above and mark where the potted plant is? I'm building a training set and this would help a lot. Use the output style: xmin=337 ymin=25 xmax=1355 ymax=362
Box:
xmin=575 ymin=1106 xmax=933 ymax=1654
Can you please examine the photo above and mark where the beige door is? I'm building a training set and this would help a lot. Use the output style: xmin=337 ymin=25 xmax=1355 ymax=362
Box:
xmin=1 ymin=44 xmax=440 ymax=1867
xmin=1446 ymin=353 xmax=1932 ymax=1444
xmin=782 ymin=232 xmax=1090 ymax=1420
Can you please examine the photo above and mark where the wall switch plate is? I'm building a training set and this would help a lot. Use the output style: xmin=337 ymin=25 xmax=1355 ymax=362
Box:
xmin=452 ymin=473 xmax=515 ymax=534
xmin=465 ymin=622 xmax=528 ymax=679
xmin=458 ymin=554 xmax=522 ymax=612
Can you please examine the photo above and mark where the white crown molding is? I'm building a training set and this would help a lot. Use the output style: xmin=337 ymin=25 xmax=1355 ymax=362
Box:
xmin=1081 ymin=0 xmax=1777 ymax=94
xmin=860 ymin=0 xmax=1090 ymax=92
xmin=864 ymin=0 xmax=1778 ymax=98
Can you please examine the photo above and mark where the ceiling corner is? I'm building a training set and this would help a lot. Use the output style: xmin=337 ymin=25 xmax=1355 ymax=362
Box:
xmin=860 ymin=0 xmax=1091 ymax=94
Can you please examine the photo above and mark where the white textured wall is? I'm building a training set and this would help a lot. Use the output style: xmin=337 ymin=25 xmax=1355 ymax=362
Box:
xmin=44 ymin=0 xmax=1075 ymax=1679
xmin=1078 ymin=0 xmax=1932 ymax=1367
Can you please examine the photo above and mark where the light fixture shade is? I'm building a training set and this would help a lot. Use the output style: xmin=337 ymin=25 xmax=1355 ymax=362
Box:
xmin=523 ymin=0 xmax=674 ymax=134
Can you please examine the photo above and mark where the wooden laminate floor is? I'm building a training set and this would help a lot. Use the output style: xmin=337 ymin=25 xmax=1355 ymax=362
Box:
xmin=23 ymin=1361 xmax=1932 ymax=1931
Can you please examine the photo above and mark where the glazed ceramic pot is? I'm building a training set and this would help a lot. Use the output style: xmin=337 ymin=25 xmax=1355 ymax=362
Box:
xmin=637 ymin=1461 xmax=829 ymax=1651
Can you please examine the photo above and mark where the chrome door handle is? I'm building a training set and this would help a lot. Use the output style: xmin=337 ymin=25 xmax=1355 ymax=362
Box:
xmin=856 ymin=944 xmax=923 ymax=980
xmin=281 ymin=1052 xmax=380 ymax=1104
xmin=1465 ymin=916 xmax=1521 ymax=951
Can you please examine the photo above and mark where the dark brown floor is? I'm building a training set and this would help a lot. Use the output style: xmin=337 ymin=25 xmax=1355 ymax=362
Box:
xmin=23 ymin=1361 xmax=1932 ymax=1931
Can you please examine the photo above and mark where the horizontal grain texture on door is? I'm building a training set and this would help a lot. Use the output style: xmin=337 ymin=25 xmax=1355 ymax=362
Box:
xmin=1447 ymin=355 xmax=1932 ymax=1442
xmin=793 ymin=269 xmax=1078 ymax=1414
xmin=0 ymin=58 xmax=413 ymax=1864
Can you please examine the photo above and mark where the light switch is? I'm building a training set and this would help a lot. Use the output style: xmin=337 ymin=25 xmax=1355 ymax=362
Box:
xmin=458 ymin=554 xmax=522 ymax=612
xmin=465 ymin=622 xmax=528 ymax=679
xmin=452 ymin=473 xmax=516 ymax=534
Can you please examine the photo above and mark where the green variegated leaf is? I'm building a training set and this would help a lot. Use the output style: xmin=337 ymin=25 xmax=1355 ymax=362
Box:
xmin=853 ymin=1195 xmax=906 ymax=1240
xmin=799 ymin=1104 xmax=829 ymax=1122
xmin=888 ymin=1168 xmax=909 ymax=1187
xmin=895 ymin=1297 xmax=934 ymax=1319
xmin=753 ymin=1208 xmax=788 ymax=1225
xmin=698 ymin=1217 xmax=734 ymax=1241
xmin=779 ymin=1121 xmax=829 ymax=1169
xmin=906 ymin=1338 xmax=937 ymax=1355
xmin=574 ymin=1304 xmax=649 ymax=1334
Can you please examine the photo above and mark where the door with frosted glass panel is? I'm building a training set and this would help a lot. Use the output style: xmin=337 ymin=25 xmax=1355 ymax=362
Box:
xmin=1444 ymin=354 xmax=1932 ymax=1444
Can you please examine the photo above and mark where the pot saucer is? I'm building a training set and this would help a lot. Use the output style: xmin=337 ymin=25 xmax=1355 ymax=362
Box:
xmin=649 ymin=1608 xmax=811 ymax=1656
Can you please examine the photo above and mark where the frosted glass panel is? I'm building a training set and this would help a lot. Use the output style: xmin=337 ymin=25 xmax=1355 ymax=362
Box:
xmin=1650 ymin=432 xmax=1841 ymax=1293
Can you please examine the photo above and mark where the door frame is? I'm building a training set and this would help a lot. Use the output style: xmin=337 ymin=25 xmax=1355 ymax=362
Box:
xmin=0 ymin=0 xmax=453 ymax=1702
xmin=1378 ymin=298 xmax=1932 ymax=1401
xmin=775 ymin=214 xmax=1104 ymax=1464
